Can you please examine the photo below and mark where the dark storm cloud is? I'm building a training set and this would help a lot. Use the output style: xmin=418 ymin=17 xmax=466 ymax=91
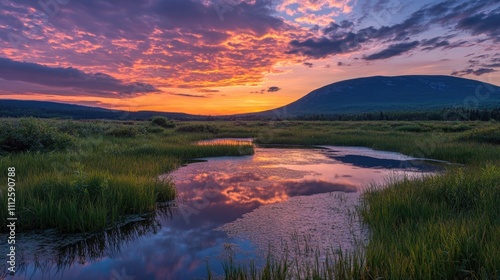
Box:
xmin=364 ymin=41 xmax=420 ymax=60
xmin=0 ymin=57 xmax=158 ymax=96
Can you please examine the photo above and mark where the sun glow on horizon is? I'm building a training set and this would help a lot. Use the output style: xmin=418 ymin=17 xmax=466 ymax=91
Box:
xmin=0 ymin=0 xmax=499 ymax=114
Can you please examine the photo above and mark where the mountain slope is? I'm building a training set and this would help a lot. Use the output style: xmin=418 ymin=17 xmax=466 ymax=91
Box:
xmin=0 ymin=100 xmax=201 ymax=120
xmin=254 ymin=75 xmax=500 ymax=117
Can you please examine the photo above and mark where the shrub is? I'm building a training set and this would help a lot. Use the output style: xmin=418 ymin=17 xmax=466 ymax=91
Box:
xmin=460 ymin=127 xmax=500 ymax=144
xmin=105 ymin=126 xmax=139 ymax=137
xmin=57 ymin=120 xmax=109 ymax=136
xmin=442 ymin=124 xmax=471 ymax=133
xmin=144 ymin=126 xmax=165 ymax=134
xmin=395 ymin=124 xmax=428 ymax=132
xmin=175 ymin=124 xmax=219 ymax=134
xmin=0 ymin=118 xmax=74 ymax=153
xmin=151 ymin=116 xmax=175 ymax=128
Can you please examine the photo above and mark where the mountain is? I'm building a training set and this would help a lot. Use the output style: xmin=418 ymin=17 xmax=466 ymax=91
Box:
xmin=250 ymin=75 xmax=500 ymax=117
xmin=0 ymin=100 xmax=201 ymax=120
xmin=1 ymin=75 xmax=500 ymax=120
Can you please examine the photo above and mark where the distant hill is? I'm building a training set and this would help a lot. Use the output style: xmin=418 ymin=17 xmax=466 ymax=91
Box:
xmin=2 ymin=76 xmax=500 ymax=120
xmin=248 ymin=75 xmax=500 ymax=117
xmin=0 ymin=100 xmax=201 ymax=120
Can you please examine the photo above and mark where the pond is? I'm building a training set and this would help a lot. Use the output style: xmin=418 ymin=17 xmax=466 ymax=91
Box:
xmin=2 ymin=140 xmax=442 ymax=279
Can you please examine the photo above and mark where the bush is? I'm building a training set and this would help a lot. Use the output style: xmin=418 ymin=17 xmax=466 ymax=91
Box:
xmin=56 ymin=120 xmax=109 ymax=136
xmin=105 ymin=126 xmax=139 ymax=137
xmin=0 ymin=118 xmax=74 ymax=153
xmin=395 ymin=124 xmax=429 ymax=132
xmin=175 ymin=124 xmax=219 ymax=134
xmin=442 ymin=123 xmax=471 ymax=132
xmin=460 ymin=127 xmax=500 ymax=144
xmin=144 ymin=126 xmax=165 ymax=134
xmin=151 ymin=116 xmax=175 ymax=128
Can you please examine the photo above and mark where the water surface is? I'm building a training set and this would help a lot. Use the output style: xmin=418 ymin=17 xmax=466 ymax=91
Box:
xmin=2 ymin=142 xmax=441 ymax=279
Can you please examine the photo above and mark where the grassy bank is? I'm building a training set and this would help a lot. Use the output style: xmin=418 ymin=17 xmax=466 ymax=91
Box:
xmin=359 ymin=165 xmax=500 ymax=279
xmin=196 ymin=120 xmax=499 ymax=279
xmin=214 ymin=165 xmax=500 ymax=279
xmin=1 ymin=118 xmax=499 ymax=278
xmin=0 ymin=118 xmax=253 ymax=233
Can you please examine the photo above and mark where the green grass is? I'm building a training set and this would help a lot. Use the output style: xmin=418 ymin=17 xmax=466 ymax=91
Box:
xmin=1 ymin=118 xmax=499 ymax=278
xmin=197 ymin=120 xmax=500 ymax=279
xmin=0 ymin=118 xmax=253 ymax=233
xmin=358 ymin=165 xmax=500 ymax=279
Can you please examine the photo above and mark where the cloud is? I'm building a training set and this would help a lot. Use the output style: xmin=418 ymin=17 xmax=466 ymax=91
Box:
xmin=457 ymin=11 xmax=500 ymax=42
xmin=0 ymin=57 xmax=158 ymax=97
xmin=196 ymin=89 xmax=220 ymax=93
xmin=267 ymin=86 xmax=281 ymax=92
xmin=451 ymin=68 xmax=497 ymax=76
xmin=250 ymin=86 xmax=281 ymax=94
xmin=322 ymin=20 xmax=354 ymax=36
xmin=303 ymin=62 xmax=314 ymax=67
xmin=287 ymin=0 xmax=499 ymax=60
xmin=277 ymin=0 xmax=354 ymax=26
xmin=0 ymin=0 xmax=293 ymax=89
xmin=250 ymin=89 xmax=266 ymax=94
xmin=364 ymin=41 xmax=420 ymax=60
xmin=421 ymin=36 xmax=451 ymax=51
xmin=288 ymin=31 xmax=367 ymax=58
xmin=168 ymin=92 xmax=208 ymax=98
xmin=287 ymin=9 xmax=426 ymax=59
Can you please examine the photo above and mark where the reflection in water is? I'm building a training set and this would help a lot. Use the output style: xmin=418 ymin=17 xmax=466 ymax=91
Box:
xmin=0 ymin=206 xmax=173 ymax=280
xmin=3 ymin=144 xmax=441 ymax=280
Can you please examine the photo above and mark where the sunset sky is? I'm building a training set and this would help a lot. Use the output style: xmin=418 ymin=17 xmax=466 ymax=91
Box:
xmin=0 ymin=0 xmax=499 ymax=115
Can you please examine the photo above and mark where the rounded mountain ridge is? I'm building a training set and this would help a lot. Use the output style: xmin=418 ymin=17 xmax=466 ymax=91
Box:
xmin=260 ymin=75 xmax=500 ymax=116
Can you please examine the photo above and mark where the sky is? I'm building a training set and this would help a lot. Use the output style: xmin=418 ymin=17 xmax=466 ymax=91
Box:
xmin=0 ymin=0 xmax=499 ymax=115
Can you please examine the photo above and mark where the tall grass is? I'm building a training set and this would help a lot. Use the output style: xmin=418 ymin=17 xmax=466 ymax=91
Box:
xmin=0 ymin=118 xmax=254 ymax=233
xmin=210 ymin=165 xmax=500 ymax=279
xmin=199 ymin=120 xmax=500 ymax=279
xmin=359 ymin=165 xmax=500 ymax=279
xmin=1 ymin=118 xmax=499 ymax=278
xmin=210 ymin=239 xmax=366 ymax=280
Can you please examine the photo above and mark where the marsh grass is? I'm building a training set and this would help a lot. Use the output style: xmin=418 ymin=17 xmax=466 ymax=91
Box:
xmin=209 ymin=238 xmax=367 ymax=280
xmin=0 ymin=119 xmax=253 ymax=233
xmin=358 ymin=164 xmax=500 ymax=279
xmin=212 ymin=165 xmax=500 ymax=279
xmin=199 ymin=120 xmax=500 ymax=279
xmin=1 ymin=118 xmax=500 ymax=278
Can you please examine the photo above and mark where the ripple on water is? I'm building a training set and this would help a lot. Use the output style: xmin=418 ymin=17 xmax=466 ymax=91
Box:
xmin=217 ymin=192 xmax=368 ymax=259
